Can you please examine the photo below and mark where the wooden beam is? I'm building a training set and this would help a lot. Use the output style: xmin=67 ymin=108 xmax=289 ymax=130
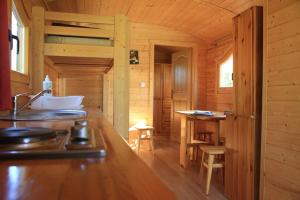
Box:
xmin=54 ymin=65 xmax=109 ymax=74
xmin=32 ymin=6 xmax=45 ymax=93
xmin=55 ymin=64 xmax=110 ymax=68
xmin=45 ymin=11 xmax=114 ymax=25
xmin=113 ymin=15 xmax=129 ymax=139
xmin=44 ymin=44 xmax=114 ymax=58
xmin=45 ymin=26 xmax=114 ymax=39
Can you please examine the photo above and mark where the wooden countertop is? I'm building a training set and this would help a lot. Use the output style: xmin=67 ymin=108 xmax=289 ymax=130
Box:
xmin=0 ymin=113 xmax=176 ymax=200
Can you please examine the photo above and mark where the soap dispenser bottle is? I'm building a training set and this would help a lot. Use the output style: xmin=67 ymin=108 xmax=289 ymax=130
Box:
xmin=43 ymin=75 xmax=52 ymax=96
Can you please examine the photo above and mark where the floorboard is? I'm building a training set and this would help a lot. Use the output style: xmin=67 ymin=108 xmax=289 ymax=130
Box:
xmin=137 ymin=137 xmax=228 ymax=200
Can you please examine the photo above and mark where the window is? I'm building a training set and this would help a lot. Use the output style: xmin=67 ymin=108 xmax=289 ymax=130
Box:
xmin=218 ymin=53 xmax=233 ymax=89
xmin=10 ymin=5 xmax=26 ymax=73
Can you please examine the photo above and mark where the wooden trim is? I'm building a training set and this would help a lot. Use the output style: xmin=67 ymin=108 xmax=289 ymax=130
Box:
xmin=41 ymin=0 xmax=50 ymax=11
xmin=45 ymin=26 xmax=114 ymax=39
xmin=149 ymin=40 xmax=199 ymax=126
xmin=44 ymin=56 xmax=55 ymax=67
xmin=44 ymin=43 xmax=114 ymax=58
xmin=10 ymin=71 xmax=30 ymax=84
xmin=45 ymin=11 xmax=114 ymax=25
xmin=12 ymin=0 xmax=30 ymax=25
xmin=12 ymin=0 xmax=30 ymax=75
xmin=260 ymin=1 xmax=268 ymax=199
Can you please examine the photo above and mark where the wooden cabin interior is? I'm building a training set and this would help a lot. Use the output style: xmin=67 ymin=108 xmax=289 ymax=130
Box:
xmin=0 ymin=0 xmax=299 ymax=200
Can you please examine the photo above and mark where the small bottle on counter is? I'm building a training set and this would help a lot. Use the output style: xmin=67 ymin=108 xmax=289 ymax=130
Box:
xmin=43 ymin=75 xmax=52 ymax=96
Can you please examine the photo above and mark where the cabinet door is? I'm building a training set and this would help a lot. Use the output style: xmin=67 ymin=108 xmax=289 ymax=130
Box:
xmin=225 ymin=6 xmax=263 ymax=200
xmin=234 ymin=10 xmax=254 ymax=117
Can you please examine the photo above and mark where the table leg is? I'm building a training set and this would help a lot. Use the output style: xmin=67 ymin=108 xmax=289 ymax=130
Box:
xmin=180 ymin=115 xmax=187 ymax=168
xmin=189 ymin=119 xmax=195 ymax=160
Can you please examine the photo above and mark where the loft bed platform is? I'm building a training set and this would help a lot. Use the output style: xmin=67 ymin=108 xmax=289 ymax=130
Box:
xmin=32 ymin=7 xmax=128 ymax=90
xmin=43 ymin=10 xmax=116 ymax=60
xmin=32 ymin=7 xmax=129 ymax=138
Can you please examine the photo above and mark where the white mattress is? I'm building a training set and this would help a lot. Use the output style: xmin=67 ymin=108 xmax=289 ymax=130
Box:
xmin=46 ymin=35 xmax=113 ymax=46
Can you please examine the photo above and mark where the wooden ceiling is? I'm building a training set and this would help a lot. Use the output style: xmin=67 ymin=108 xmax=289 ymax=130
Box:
xmin=44 ymin=0 xmax=263 ymax=42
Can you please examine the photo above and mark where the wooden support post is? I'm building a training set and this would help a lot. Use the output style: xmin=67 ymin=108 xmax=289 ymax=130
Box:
xmin=31 ymin=7 xmax=45 ymax=93
xmin=180 ymin=115 xmax=187 ymax=168
xmin=113 ymin=15 xmax=129 ymax=139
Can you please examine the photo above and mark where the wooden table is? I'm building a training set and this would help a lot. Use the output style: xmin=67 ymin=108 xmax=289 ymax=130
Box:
xmin=176 ymin=111 xmax=226 ymax=168
xmin=0 ymin=112 xmax=176 ymax=200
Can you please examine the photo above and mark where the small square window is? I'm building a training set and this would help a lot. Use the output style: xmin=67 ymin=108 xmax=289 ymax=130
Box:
xmin=11 ymin=6 xmax=26 ymax=73
xmin=219 ymin=54 xmax=233 ymax=88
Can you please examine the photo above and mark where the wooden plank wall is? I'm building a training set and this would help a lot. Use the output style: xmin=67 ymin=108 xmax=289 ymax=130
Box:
xmin=205 ymin=35 xmax=233 ymax=139
xmin=206 ymin=35 xmax=233 ymax=112
xmin=44 ymin=59 xmax=59 ymax=96
xmin=261 ymin=0 xmax=300 ymax=199
xmin=59 ymin=74 xmax=103 ymax=110
xmin=129 ymin=22 xmax=207 ymax=127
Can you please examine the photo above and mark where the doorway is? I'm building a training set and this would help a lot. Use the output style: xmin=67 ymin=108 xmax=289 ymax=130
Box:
xmin=153 ymin=45 xmax=192 ymax=142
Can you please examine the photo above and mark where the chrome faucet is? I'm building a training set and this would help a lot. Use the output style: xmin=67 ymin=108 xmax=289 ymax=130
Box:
xmin=11 ymin=89 xmax=52 ymax=116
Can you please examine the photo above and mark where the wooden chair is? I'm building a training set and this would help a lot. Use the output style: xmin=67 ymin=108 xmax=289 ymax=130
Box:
xmin=187 ymin=140 xmax=208 ymax=161
xmin=219 ymin=136 xmax=226 ymax=146
xmin=199 ymin=146 xmax=225 ymax=195
xmin=195 ymin=131 xmax=214 ymax=144
xmin=187 ymin=131 xmax=214 ymax=161
xmin=136 ymin=126 xmax=155 ymax=154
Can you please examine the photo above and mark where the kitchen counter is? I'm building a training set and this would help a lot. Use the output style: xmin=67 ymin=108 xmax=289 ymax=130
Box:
xmin=0 ymin=112 xmax=176 ymax=200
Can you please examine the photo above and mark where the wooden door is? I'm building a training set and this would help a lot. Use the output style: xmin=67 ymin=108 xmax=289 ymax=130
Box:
xmin=153 ymin=64 xmax=163 ymax=134
xmin=162 ymin=64 xmax=172 ymax=135
xmin=153 ymin=64 xmax=172 ymax=135
xmin=170 ymin=49 xmax=192 ymax=142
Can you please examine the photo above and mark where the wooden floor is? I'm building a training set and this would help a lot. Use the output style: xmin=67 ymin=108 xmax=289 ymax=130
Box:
xmin=137 ymin=137 xmax=228 ymax=200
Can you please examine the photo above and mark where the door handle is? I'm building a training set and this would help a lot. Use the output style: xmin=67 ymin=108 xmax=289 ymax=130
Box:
xmin=8 ymin=30 xmax=20 ymax=54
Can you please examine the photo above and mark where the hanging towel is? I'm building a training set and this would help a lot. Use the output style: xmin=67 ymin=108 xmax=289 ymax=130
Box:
xmin=0 ymin=0 xmax=12 ymax=110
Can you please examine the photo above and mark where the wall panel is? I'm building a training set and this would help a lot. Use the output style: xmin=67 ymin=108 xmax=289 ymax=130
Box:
xmin=103 ymin=68 xmax=114 ymax=124
xmin=206 ymin=35 xmax=233 ymax=112
xmin=262 ymin=0 xmax=300 ymax=199
xmin=59 ymin=74 xmax=103 ymax=110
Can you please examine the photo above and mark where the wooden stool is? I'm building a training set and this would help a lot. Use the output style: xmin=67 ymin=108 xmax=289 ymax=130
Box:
xmin=199 ymin=146 xmax=225 ymax=195
xmin=136 ymin=126 xmax=155 ymax=154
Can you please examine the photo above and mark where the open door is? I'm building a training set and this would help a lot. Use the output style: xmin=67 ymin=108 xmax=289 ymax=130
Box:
xmin=170 ymin=49 xmax=192 ymax=142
